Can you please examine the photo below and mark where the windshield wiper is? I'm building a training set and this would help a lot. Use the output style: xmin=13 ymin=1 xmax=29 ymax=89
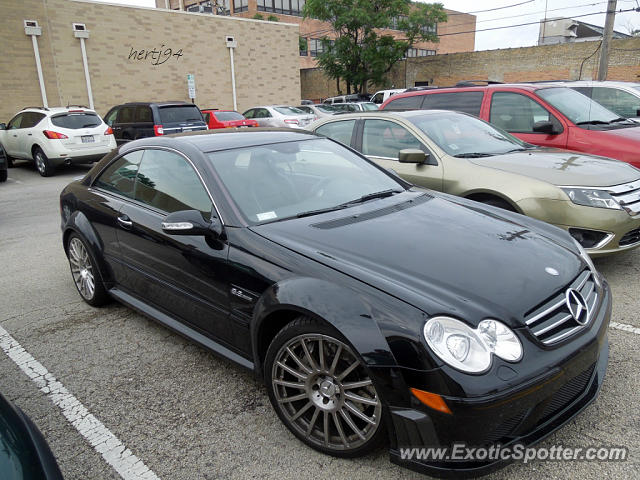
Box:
xmin=453 ymin=152 xmax=495 ymax=158
xmin=342 ymin=189 xmax=403 ymax=205
xmin=295 ymin=204 xmax=349 ymax=219
xmin=610 ymin=117 xmax=633 ymax=124
xmin=575 ymin=120 xmax=610 ymax=125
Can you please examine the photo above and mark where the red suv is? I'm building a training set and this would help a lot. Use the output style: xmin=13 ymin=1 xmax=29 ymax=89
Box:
xmin=201 ymin=109 xmax=258 ymax=130
xmin=380 ymin=83 xmax=640 ymax=168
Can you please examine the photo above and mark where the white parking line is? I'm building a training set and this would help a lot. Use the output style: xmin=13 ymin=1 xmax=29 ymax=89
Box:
xmin=610 ymin=321 xmax=640 ymax=336
xmin=0 ymin=325 xmax=160 ymax=480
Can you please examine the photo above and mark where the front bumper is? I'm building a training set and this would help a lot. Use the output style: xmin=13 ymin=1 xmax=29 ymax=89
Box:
xmin=382 ymin=282 xmax=611 ymax=477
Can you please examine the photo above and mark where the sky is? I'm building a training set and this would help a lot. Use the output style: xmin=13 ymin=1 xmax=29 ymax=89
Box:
xmin=91 ymin=0 xmax=640 ymax=51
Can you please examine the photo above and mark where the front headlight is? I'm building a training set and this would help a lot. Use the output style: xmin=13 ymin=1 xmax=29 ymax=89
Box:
xmin=423 ymin=317 xmax=522 ymax=374
xmin=561 ymin=187 xmax=621 ymax=210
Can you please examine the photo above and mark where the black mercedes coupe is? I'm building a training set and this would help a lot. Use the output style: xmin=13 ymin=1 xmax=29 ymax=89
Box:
xmin=59 ymin=129 xmax=611 ymax=476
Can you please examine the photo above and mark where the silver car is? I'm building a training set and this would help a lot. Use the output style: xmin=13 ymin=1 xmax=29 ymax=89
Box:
xmin=242 ymin=105 xmax=314 ymax=129
xmin=296 ymin=104 xmax=342 ymax=119
xmin=332 ymin=102 xmax=379 ymax=112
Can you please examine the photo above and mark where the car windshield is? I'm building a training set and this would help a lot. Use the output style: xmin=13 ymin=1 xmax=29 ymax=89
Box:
xmin=409 ymin=112 xmax=528 ymax=156
xmin=158 ymin=105 xmax=203 ymax=123
xmin=51 ymin=113 xmax=101 ymax=129
xmin=315 ymin=105 xmax=340 ymax=113
xmin=536 ymin=87 xmax=621 ymax=124
xmin=361 ymin=103 xmax=379 ymax=111
xmin=275 ymin=106 xmax=305 ymax=115
xmin=214 ymin=111 xmax=244 ymax=121
xmin=207 ymin=138 xmax=403 ymax=224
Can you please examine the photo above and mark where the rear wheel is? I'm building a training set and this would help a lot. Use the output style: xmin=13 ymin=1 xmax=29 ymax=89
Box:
xmin=66 ymin=234 xmax=109 ymax=306
xmin=33 ymin=147 xmax=55 ymax=177
xmin=265 ymin=316 xmax=385 ymax=457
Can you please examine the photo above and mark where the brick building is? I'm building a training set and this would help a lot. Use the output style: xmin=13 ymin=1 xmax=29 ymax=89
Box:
xmin=154 ymin=0 xmax=476 ymax=69
xmin=0 ymin=0 xmax=300 ymax=121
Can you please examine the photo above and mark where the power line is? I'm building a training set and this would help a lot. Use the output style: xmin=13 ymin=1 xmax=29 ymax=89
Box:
xmin=446 ymin=0 xmax=535 ymax=15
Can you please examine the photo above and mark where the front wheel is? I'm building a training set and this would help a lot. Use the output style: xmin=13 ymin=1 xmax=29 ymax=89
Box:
xmin=0 ymin=169 xmax=6 ymax=182
xmin=265 ymin=317 xmax=385 ymax=457
xmin=33 ymin=147 xmax=55 ymax=177
xmin=66 ymin=234 xmax=109 ymax=306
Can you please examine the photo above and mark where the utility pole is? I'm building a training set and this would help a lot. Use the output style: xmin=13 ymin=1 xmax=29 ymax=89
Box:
xmin=598 ymin=0 xmax=617 ymax=81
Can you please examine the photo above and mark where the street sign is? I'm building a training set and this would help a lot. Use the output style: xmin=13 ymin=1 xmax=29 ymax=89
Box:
xmin=187 ymin=73 xmax=196 ymax=99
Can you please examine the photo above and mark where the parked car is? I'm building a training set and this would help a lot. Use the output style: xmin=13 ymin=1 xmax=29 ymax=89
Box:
xmin=242 ymin=106 xmax=314 ymax=128
xmin=369 ymin=88 xmax=406 ymax=105
xmin=0 ymin=143 xmax=7 ymax=182
xmin=322 ymin=94 xmax=370 ymax=104
xmin=310 ymin=110 xmax=640 ymax=255
xmin=61 ymin=128 xmax=610 ymax=477
xmin=331 ymin=102 xmax=379 ymax=112
xmin=201 ymin=109 xmax=258 ymax=130
xmin=380 ymin=83 xmax=640 ymax=168
xmin=562 ymin=81 xmax=640 ymax=121
xmin=0 ymin=391 xmax=63 ymax=479
xmin=0 ymin=106 xmax=116 ymax=177
xmin=103 ymin=101 xmax=207 ymax=144
xmin=296 ymin=104 xmax=341 ymax=119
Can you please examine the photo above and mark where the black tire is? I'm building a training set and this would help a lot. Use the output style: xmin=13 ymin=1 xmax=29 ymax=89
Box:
xmin=482 ymin=197 xmax=516 ymax=212
xmin=33 ymin=147 xmax=55 ymax=177
xmin=6 ymin=157 xmax=13 ymax=168
xmin=265 ymin=316 xmax=386 ymax=458
xmin=65 ymin=233 xmax=110 ymax=307
xmin=0 ymin=169 xmax=6 ymax=182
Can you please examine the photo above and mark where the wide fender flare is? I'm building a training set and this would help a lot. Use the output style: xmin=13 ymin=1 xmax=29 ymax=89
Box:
xmin=63 ymin=211 xmax=110 ymax=284
xmin=250 ymin=277 xmax=398 ymax=373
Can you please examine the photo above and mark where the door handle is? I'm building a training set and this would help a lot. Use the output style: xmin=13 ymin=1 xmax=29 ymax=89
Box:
xmin=27 ymin=133 xmax=32 ymax=136
xmin=117 ymin=215 xmax=133 ymax=229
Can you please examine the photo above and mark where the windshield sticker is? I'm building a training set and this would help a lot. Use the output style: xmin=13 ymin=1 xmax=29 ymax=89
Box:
xmin=449 ymin=144 xmax=459 ymax=150
xmin=257 ymin=211 xmax=277 ymax=221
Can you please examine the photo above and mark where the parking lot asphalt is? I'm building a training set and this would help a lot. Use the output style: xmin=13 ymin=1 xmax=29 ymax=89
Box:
xmin=0 ymin=164 xmax=638 ymax=480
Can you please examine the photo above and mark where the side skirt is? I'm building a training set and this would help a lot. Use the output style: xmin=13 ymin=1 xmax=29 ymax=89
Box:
xmin=108 ymin=287 xmax=254 ymax=371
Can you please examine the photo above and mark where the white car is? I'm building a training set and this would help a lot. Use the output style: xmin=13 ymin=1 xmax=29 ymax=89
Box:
xmin=369 ymin=89 xmax=406 ymax=105
xmin=242 ymin=105 xmax=315 ymax=129
xmin=561 ymin=81 xmax=640 ymax=121
xmin=0 ymin=106 xmax=117 ymax=177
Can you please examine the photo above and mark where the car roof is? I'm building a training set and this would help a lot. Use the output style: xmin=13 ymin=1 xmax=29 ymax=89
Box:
xmin=121 ymin=128 xmax=320 ymax=153
xmin=119 ymin=101 xmax=194 ymax=107
xmin=20 ymin=106 xmax=97 ymax=115
xmin=318 ymin=110 xmax=461 ymax=120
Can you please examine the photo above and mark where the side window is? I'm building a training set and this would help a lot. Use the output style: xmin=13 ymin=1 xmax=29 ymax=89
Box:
xmin=257 ymin=108 xmax=271 ymax=118
xmin=203 ymin=112 xmax=211 ymax=124
xmin=385 ymin=95 xmax=424 ymax=111
xmin=572 ymin=87 xmax=592 ymax=98
xmin=243 ymin=109 xmax=255 ymax=119
xmin=7 ymin=113 xmax=24 ymax=130
xmin=134 ymin=149 xmax=213 ymax=216
xmin=116 ymin=106 xmax=135 ymax=123
xmin=490 ymin=92 xmax=560 ymax=133
xmin=592 ymin=87 xmax=640 ymax=118
xmin=20 ymin=112 xmax=46 ymax=128
xmin=422 ymin=92 xmax=484 ymax=116
xmin=104 ymin=109 xmax=118 ymax=127
xmin=371 ymin=93 xmax=384 ymax=104
xmin=94 ymin=150 xmax=144 ymax=198
xmin=315 ymin=120 xmax=356 ymax=146
xmin=135 ymin=106 xmax=153 ymax=123
xmin=362 ymin=120 xmax=425 ymax=159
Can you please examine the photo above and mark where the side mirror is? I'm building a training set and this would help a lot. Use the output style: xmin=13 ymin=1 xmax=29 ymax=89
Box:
xmin=161 ymin=209 xmax=221 ymax=237
xmin=399 ymin=149 xmax=433 ymax=164
xmin=532 ymin=120 xmax=556 ymax=134
xmin=0 ymin=123 xmax=6 ymax=130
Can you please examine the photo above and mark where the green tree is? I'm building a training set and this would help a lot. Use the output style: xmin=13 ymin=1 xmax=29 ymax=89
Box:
xmin=303 ymin=0 xmax=446 ymax=94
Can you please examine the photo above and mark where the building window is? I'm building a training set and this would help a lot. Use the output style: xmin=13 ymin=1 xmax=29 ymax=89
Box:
xmin=421 ymin=23 xmax=437 ymax=35
xmin=299 ymin=37 xmax=308 ymax=56
xmin=309 ymin=38 xmax=326 ymax=57
xmin=406 ymin=48 xmax=436 ymax=57
xmin=258 ymin=0 xmax=305 ymax=16
xmin=186 ymin=0 xmax=214 ymax=13
xmin=218 ymin=0 xmax=231 ymax=15
xmin=233 ymin=0 xmax=247 ymax=13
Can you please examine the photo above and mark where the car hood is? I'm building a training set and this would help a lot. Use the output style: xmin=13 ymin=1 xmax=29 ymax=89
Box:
xmin=469 ymin=149 xmax=639 ymax=187
xmin=250 ymin=191 xmax=584 ymax=327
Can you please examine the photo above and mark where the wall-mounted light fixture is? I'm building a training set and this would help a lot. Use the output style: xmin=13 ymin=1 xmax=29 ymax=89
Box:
xmin=72 ymin=23 xmax=94 ymax=110
xmin=24 ymin=20 xmax=48 ymax=108
xmin=226 ymin=36 xmax=237 ymax=111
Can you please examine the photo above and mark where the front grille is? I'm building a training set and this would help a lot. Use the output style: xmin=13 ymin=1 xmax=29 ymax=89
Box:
xmin=524 ymin=269 xmax=597 ymax=345
xmin=540 ymin=364 xmax=595 ymax=421
xmin=608 ymin=178 xmax=640 ymax=215
xmin=482 ymin=410 xmax=528 ymax=445
xmin=619 ymin=227 xmax=640 ymax=247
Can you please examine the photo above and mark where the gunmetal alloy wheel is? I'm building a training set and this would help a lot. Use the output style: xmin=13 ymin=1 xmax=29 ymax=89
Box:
xmin=68 ymin=237 xmax=95 ymax=301
xmin=271 ymin=333 xmax=382 ymax=453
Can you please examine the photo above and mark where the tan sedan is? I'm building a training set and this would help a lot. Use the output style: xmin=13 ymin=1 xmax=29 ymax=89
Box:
xmin=308 ymin=110 xmax=640 ymax=256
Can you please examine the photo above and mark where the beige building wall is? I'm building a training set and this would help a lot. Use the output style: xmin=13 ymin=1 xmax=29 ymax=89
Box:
xmin=0 ymin=0 xmax=300 ymax=121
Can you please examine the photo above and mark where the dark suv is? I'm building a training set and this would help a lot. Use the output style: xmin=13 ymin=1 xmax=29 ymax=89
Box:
xmin=103 ymin=102 xmax=207 ymax=144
